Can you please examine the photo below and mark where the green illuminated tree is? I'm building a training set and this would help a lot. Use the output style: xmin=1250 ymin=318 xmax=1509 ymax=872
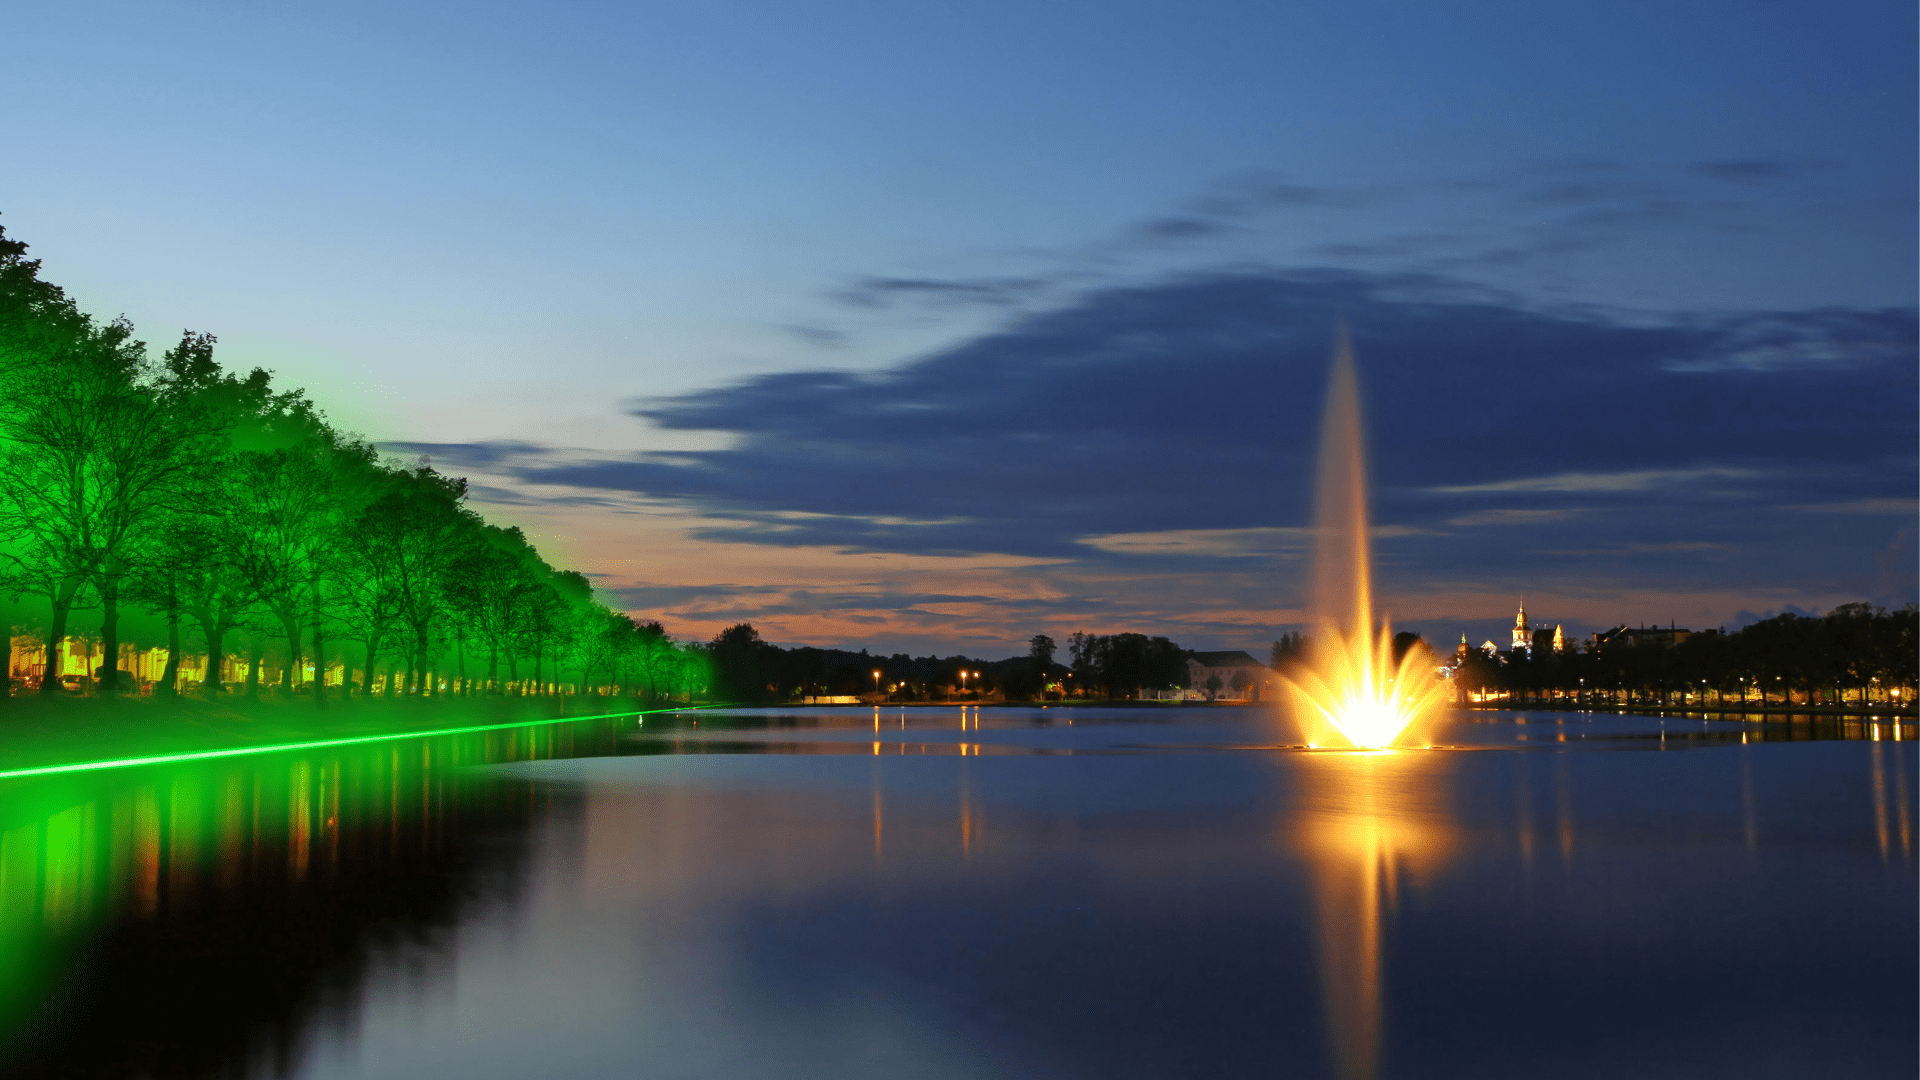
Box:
xmin=347 ymin=464 xmax=472 ymax=695
xmin=0 ymin=316 xmax=215 ymax=694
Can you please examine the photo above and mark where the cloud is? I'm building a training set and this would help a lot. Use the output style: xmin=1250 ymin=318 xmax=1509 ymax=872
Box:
xmin=1428 ymin=468 xmax=1766 ymax=495
xmin=1664 ymin=308 xmax=1916 ymax=372
xmin=376 ymin=439 xmax=552 ymax=470
xmin=1785 ymin=498 xmax=1920 ymax=515
xmin=783 ymin=324 xmax=849 ymax=348
xmin=1130 ymin=217 xmax=1238 ymax=243
xmin=1079 ymin=527 xmax=1308 ymax=558
xmin=1445 ymin=508 xmax=1589 ymax=527
xmin=1690 ymin=160 xmax=1804 ymax=183
xmin=508 ymin=268 xmax=1914 ymax=612
xmin=1731 ymin=604 xmax=1820 ymax=627
xmin=831 ymin=275 xmax=1050 ymax=309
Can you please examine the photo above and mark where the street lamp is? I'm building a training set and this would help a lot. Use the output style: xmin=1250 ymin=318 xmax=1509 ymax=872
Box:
xmin=873 ymin=669 xmax=881 ymax=695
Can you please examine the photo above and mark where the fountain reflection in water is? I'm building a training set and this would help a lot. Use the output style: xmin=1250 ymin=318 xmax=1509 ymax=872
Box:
xmin=1280 ymin=328 xmax=1459 ymax=1080
xmin=1294 ymin=751 xmax=1454 ymax=1080
xmin=1280 ymin=328 xmax=1451 ymax=750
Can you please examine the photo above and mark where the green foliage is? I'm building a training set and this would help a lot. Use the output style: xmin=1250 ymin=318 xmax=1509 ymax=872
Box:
xmin=1065 ymin=631 xmax=1189 ymax=699
xmin=1270 ymin=632 xmax=1307 ymax=668
xmin=0 ymin=221 xmax=712 ymax=706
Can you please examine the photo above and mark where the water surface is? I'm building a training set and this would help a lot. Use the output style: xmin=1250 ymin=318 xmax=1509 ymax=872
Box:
xmin=3 ymin=707 xmax=1912 ymax=1079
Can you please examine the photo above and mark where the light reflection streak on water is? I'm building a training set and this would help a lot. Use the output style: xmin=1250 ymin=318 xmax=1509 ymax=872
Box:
xmin=1294 ymin=749 xmax=1454 ymax=1080
xmin=1869 ymin=743 xmax=1912 ymax=863
xmin=1894 ymin=747 xmax=1911 ymax=857
xmin=1514 ymin=754 xmax=1533 ymax=869
xmin=1741 ymin=755 xmax=1758 ymax=853
xmin=1555 ymin=755 xmax=1575 ymax=868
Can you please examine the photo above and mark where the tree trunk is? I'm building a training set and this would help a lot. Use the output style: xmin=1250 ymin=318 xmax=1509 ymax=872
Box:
xmin=158 ymin=607 xmax=182 ymax=697
xmin=0 ymin=600 xmax=11 ymax=701
xmin=246 ymin=644 xmax=262 ymax=699
xmin=487 ymin=645 xmax=499 ymax=697
xmin=278 ymin=612 xmax=301 ymax=697
xmin=39 ymin=576 xmax=82 ymax=696
xmin=186 ymin=606 xmax=228 ymax=700
xmin=99 ymin=574 xmax=122 ymax=696
xmin=205 ymin=625 xmax=227 ymax=699
xmin=312 ymin=619 xmax=327 ymax=707
xmin=360 ymin=634 xmax=381 ymax=699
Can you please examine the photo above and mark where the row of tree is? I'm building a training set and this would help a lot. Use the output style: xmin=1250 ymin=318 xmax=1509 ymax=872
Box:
xmin=0 ymin=222 xmax=716 ymax=703
xmin=698 ymin=626 xmax=1227 ymax=703
xmin=1451 ymin=603 xmax=1917 ymax=705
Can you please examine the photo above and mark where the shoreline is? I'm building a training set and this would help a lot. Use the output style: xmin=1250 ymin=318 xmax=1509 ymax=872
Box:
xmin=0 ymin=695 xmax=670 ymax=780
xmin=1457 ymin=701 xmax=1918 ymax=720
xmin=0 ymin=694 xmax=1909 ymax=788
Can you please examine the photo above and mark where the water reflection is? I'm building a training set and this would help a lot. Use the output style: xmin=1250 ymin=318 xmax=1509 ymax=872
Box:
xmin=0 ymin=708 xmax=1907 ymax=1079
xmin=1871 ymin=741 xmax=1912 ymax=862
xmin=1291 ymin=750 xmax=1455 ymax=1080
xmin=0 ymin=716 xmax=636 ymax=1078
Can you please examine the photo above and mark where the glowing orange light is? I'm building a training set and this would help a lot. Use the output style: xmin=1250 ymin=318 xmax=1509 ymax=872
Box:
xmin=1278 ymin=327 xmax=1451 ymax=750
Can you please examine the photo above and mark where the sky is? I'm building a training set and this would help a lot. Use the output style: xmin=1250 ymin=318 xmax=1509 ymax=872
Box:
xmin=3 ymin=1 xmax=1914 ymax=657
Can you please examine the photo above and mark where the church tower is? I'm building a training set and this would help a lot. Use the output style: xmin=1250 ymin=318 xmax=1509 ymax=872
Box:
xmin=1552 ymin=624 xmax=1565 ymax=653
xmin=1511 ymin=601 xmax=1532 ymax=654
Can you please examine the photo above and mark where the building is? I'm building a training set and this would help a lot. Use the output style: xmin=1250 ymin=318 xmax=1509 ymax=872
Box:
xmin=10 ymin=635 xmax=348 ymax=693
xmin=1591 ymin=624 xmax=1694 ymax=649
xmin=1178 ymin=650 xmax=1274 ymax=701
xmin=1511 ymin=602 xmax=1532 ymax=654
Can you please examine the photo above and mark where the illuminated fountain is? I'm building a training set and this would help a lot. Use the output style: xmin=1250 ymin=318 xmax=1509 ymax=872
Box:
xmin=1276 ymin=329 xmax=1462 ymax=1080
xmin=1280 ymin=329 xmax=1451 ymax=749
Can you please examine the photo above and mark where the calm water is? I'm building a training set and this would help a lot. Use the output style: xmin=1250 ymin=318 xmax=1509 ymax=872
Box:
xmin=1 ymin=707 xmax=1912 ymax=1079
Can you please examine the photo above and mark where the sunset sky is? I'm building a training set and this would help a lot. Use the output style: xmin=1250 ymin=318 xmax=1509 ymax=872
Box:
xmin=4 ymin=1 xmax=1914 ymax=656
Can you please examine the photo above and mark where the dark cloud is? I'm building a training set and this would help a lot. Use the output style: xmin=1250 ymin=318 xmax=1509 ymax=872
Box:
xmin=377 ymin=440 xmax=550 ymax=470
xmin=516 ymin=270 xmax=1916 ymax=605
xmin=1309 ymin=233 xmax=1478 ymax=261
xmin=1691 ymin=160 xmax=1795 ymax=183
xmin=605 ymin=583 xmax=781 ymax=610
xmin=1670 ymin=308 xmax=1915 ymax=371
xmin=1131 ymin=217 xmax=1237 ymax=242
xmin=831 ymin=275 xmax=1049 ymax=309
xmin=1187 ymin=172 xmax=1375 ymax=219
xmin=783 ymin=324 xmax=849 ymax=348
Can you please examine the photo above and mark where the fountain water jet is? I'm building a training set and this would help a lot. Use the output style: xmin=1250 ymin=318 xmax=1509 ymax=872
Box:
xmin=1281 ymin=328 xmax=1451 ymax=749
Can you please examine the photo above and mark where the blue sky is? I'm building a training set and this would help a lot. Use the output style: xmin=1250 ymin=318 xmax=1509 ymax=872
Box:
xmin=4 ymin=1 xmax=1913 ymax=654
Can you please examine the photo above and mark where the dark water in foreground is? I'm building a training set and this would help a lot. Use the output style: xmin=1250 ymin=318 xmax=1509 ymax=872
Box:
xmin=0 ymin=707 xmax=1912 ymax=1079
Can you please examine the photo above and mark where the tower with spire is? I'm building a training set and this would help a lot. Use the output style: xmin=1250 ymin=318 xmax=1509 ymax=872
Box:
xmin=1511 ymin=600 xmax=1532 ymax=655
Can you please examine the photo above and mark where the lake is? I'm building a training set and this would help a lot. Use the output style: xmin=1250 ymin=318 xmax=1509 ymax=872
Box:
xmin=1 ymin=705 xmax=1912 ymax=1079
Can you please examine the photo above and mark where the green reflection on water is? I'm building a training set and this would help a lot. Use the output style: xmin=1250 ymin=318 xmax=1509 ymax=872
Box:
xmin=0 ymin=708 xmax=678 ymax=1059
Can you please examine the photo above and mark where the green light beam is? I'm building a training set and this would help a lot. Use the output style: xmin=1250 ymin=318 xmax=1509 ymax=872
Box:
xmin=0 ymin=703 xmax=738 ymax=783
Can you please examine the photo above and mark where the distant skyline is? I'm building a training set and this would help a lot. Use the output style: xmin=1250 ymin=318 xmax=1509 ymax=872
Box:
xmin=4 ymin=1 xmax=1914 ymax=655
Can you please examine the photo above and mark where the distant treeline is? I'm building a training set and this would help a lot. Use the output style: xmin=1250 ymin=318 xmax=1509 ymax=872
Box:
xmin=1454 ymin=603 xmax=1917 ymax=705
xmin=0 ymin=222 xmax=716 ymax=702
xmin=704 ymin=627 xmax=1211 ymax=702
